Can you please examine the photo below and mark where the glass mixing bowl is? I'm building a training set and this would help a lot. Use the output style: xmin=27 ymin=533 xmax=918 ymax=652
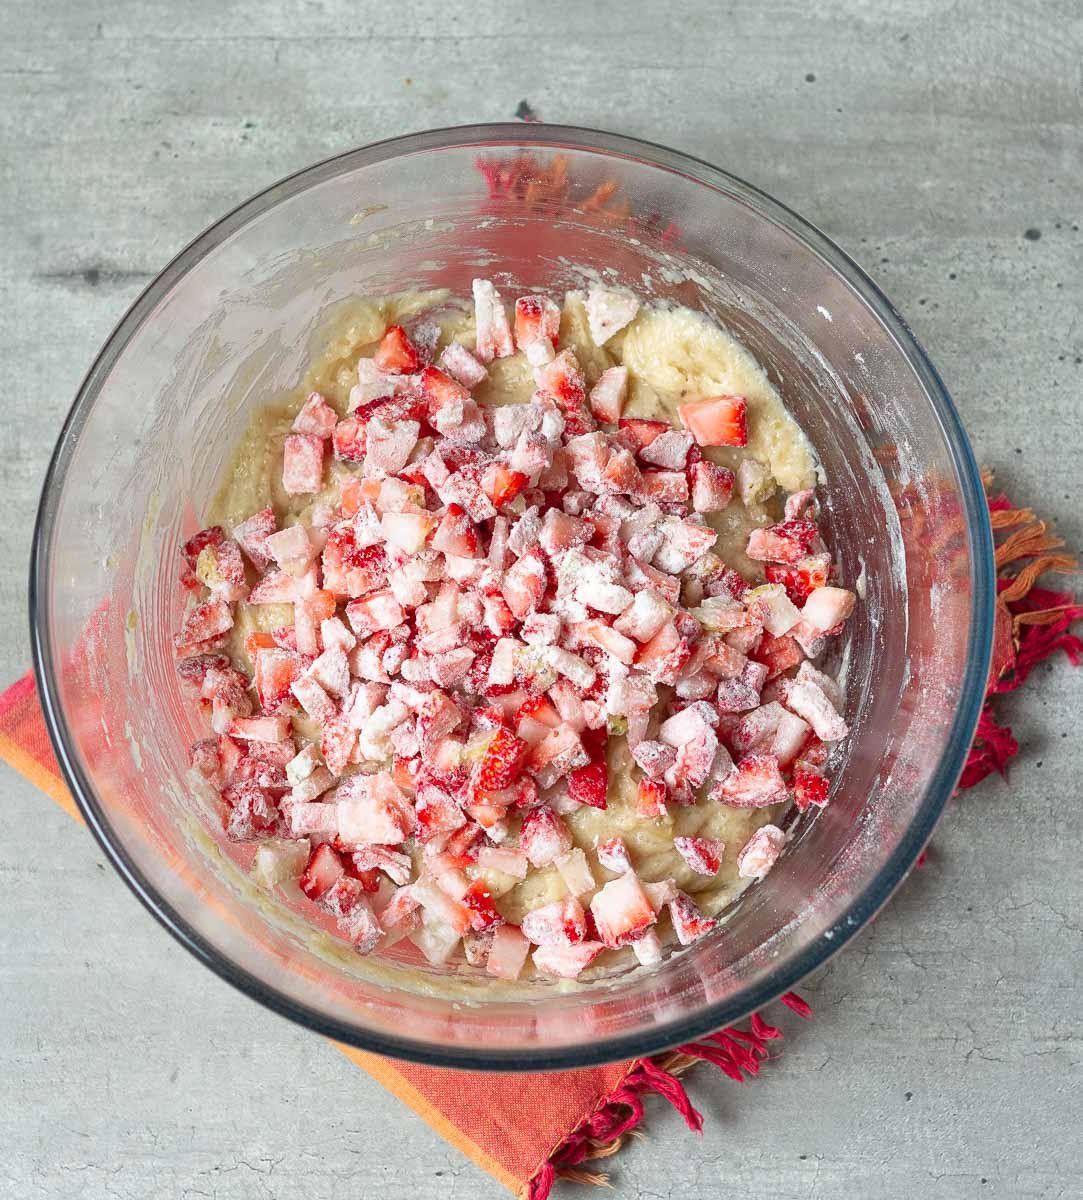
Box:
xmin=29 ymin=124 xmax=994 ymax=1069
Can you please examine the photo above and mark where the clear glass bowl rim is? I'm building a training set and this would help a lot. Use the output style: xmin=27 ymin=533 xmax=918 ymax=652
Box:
xmin=29 ymin=122 xmax=995 ymax=1070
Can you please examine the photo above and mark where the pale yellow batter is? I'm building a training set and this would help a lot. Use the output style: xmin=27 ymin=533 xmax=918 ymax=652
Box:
xmin=207 ymin=288 xmax=817 ymax=948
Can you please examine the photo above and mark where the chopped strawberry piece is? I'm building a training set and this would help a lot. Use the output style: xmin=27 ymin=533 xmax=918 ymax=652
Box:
xmin=181 ymin=526 xmax=225 ymax=571
xmin=431 ymin=503 xmax=480 ymax=557
xmin=801 ymin=585 xmax=856 ymax=632
xmin=673 ymin=836 xmax=725 ymax=876
xmin=223 ymin=783 xmax=280 ymax=842
xmin=337 ymin=773 xmax=414 ymax=846
xmin=567 ymin=759 xmax=608 ymax=809
xmin=779 ymin=662 xmax=848 ymax=742
xmin=714 ymin=753 xmax=787 ymax=808
xmin=746 ymin=519 xmax=822 ymax=565
xmin=617 ymin=417 xmax=669 ymax=451
xmin=537 ymin=349 xmax=588 ymax=416
xmin=521 ymin=896 xmax=587 ymax=946
xmin=373 ymin=324 xmax=421 ymax=373
xmin=678 ymin=395 xmax=748 ymax=448
xmin=438 ymin=342 xmax=488 ymax=389
xmin=596 ymin=836 xmax=633 ymax=874
xmin=639 ymin=430 xmax=694 ymax=470
xmin=793 ymin=760 xmax=830 ymax=811
xmin=461 ymin=879 xmax=503 ymax=932
xmin=472 ymin=278 xmax=515 ymax=361
xmin=481 ymin=463 xmax=529 ymax=508
xmin=476 ymin=727 xmax=529 ymax=790
xmin=667 ymin=891 xmax=717 ymax=945
xmin=299 ymin=843 xmax=345 ymax=901
xmin=518 ymin=804 xmax=573 ymax=867
xmin=736 ymin=824 xmax=785 ymax=879
xmin=588 ymin=365 xmax=629 ymax=424
xmin=641 ymin=469 xmax=690 ymax=505
xmin=751 ymin=632 xmax=805 ymax=681
xmin=175 ymin=597 xmax=233 ymax=651
xmin=532 ymin=940 xmax=606 ymax=978
xmin=293 ymin=391 xmax=339 ymax=438
xmin=176 ymin=651 xmax=231 ymax=695
xmin=282 ymin=432 xmax=325 ymax=495
xmin=229 ymin=714 xmax=291 ymax=743
xmin=514 ymin=295 xmax=561 ymax=364
xmin=502 ymin=549 xmax=547 ymax=620
xmin=419 ymin=365 xmax=470 ymax=414
xmin=232 ymin=507 xmax=277 ymax=571
xmin=635 ymin=622 xmax=692 ymax=686
xmin=690 ymin=460 xmax=736 ymax=513
xmin=332 ymin=418 xmax=366 ymax=462
xmin=584 ymin=288 xmax=639 ymax=345
xmin=590 ymin=872 xmax=656 ymax=948
xmin=764 ymin=553 xmax=831 ymax=606
xmin=486 ymin=924 xmax=531 ymax=979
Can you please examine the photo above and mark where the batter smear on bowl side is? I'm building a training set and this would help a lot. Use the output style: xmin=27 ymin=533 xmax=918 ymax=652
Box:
xmin=175 ymin=281 xmax=857 ymax=981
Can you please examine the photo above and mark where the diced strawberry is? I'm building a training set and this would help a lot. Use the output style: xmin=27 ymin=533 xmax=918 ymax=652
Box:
xmin=736 ymin=824 xmax=785 ymax=879
xmin=502 ymin=549 xmax=547 ymax=620
xmin=596 ymin=836 xmax=633 ymax=874
xmin=419 ymin=365 xmax=470 ymax=415
xmin=431 ymin=503 xmax=480 ymax=557
xmin=518 ymin=804 xmax=573 ymax=867
xmin=779 ymin=663 xmax=848 ymax=741
xmin=521 ymin=896 xmax=587 ymax=946
xmin=764 ymin=553 xmax=831 ymax=606
xmin=584 ymin=288 xmax=639 ymax=345
xmin=635 ymin=622 xmax=692 ymax=686
xmin=175 ymin=597 xmax=233 ymax=651
xmin=332 ymin=418 xmax=366 ymax=462
xmin=337 ymin=774 xmax=414 ymax=845
xmin=350 ymin=845 xmax=414 ymax=887
xmin=181 ymin=526 xmax=225 ymax=572
xmin=588 ymin=365 xmax=629 ymax=424
xmin=532 ymin=941 xmax=606 ymax=978
xmin=190 ymin=737 xmax=222 ymax=784
xmin=472 ymin=279 xmax=515 ymax=361
xmin=299 ymin=843 xmax=345 ymax=901
xmin=461 ymin=879 xmax=503 ymax=932
xmin=438 ymin=341 xmax=488 ymax=389
xmin=690 ymin=460 xmax=736 ymax=513
xmin=229 ymin=714 xmax=292 ymax=743
xmin=486 ymin=923 xmax=531 ymax=979
xmin=751 ymin=632 xmax=805 ymax=681
xmin=481 ymin=462 xmax=529 ymax=508
xmin=801 ymin=585 xmax=856 ymax=632
xmin=345 ymin=589 xmax=404 ymax=638
xmin=379 ymin=886 xmax=423 ymax=931
xmin=567 ymin=759 xmax=608 ymax=809
xmin=673 ymin=836 xmax=725 ymax=876
xmin=514 ymin=295 xmax=561 ymax=364
xmin=414 ymin=785 xmax=467 ymax=842
xmin=793 ymin=760 xmax=830 ymax=811
xmin=373 ymin=324 xmax=421 ymax=373
xmin=714 ymin=753 xmax=787 ymax=807
xmin=678 ymin=394 xmax=748 ymax=448
xmin=282 ymin=433 xmax=325 ymax=495
xmin=590 ymin=872 xmax=656 ymax=948
xmin=536 ymin=349 xmax=588 ymax=415
xmin=667 ymin=891 xmax=717 ymax=945
xmin=616 ymin=418 xmax=669 ymax=452
xmin=641 ymin=470 xmax=689 ymax=505
xmin=639 ymin=430 xmax=694 ymax=470
xmin=223 ymin=782 xmax=280 ymax=842
xmin=516 ymin=694 xmax=562 ymax=730
xmin=321 ymin=717 xmax=358 ymax=776
xmin=176 ymin=651 xmax=231 ymax=695
xmin=293 ymin=391 xmax=339 ymax=438
xmin=746 ymin=519 xmax=822 ymax=566
xmin=476 ymin=727 xmax=529 ymax=790
xmin=232 ymin=507 xmax=277 ymax=571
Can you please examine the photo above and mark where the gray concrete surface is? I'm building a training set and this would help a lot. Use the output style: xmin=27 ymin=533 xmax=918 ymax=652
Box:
xmin=2 ymin=1 xmax=1080 ymax=1196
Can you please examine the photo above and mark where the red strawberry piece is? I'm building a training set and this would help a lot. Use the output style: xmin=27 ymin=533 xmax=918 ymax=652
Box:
xmin=673 ymin=836 xmax=725 ymax=876
xmin=246 ymin=737 xmax=297 ymax=768
xmin=600 ymin=447 xmax=644 ymax=497
xmin=299 ymin=843 xmax=346 ymax=901
xmin=438 ymin=342 xmax=488 ymax=389
xmin=373 ymin=324 xmax=421 ymax=373
xmin=229 ymin=714 xmax=292 ymax=743
xmin=431 ymin=503 xmax=480 ymax=558
xmin=190 ymin=738 xmax=222 ymax=783
xmin=182 ymin=525 xmax=225 ymax=569
xmin=536 ymin=349 xmax=587 ymax=411
xmin=764 ymin=553 xmax=831 ymax=606
xmin=515 ymin=694 xmax=562 ymax=730
xmin=332 ymin=417 xmax=366 ymax=462
xmin=472 ymin=279 xmax=516 ymax=361
xmin=486 ymin=924 xmax=531 ymax=980
xmin=223 ymin=783 xmax=280 ymax=842
xmin=175 ymin=597 xmax=233 ymax=652
xmin=616 ymin=417 xmax=670 ymax=452
xmin=635 ymin=623 xmax=692 ymax=686
xmin=282 ymin=432 xmax=325 ymax=495
xmin=636 ymin=777 xmax=668 ymax=818
xmin=667 ymin=891 xmax=717 ymax=945
xmin=793 ymin=760 xmax=830 ymax=811
xmin=801 ymin=585 xmax=856 ymax=632
xmin=476 ymin=727 xmax=529 ymax=790
xmin=461 ymin=879 xmax=503 ymax=931
xmin=751 ymin=632 xmax=805 ymax=681
xmin=588 ymin=365 xmax=629 ymax=424
xmin=481 ymin=462 xmax=529 ymax=508
xmin=736 ymin=824 xmax=785 ymax=879
xmin=232 ymin=507 xmax=277 ymax=571
xmin=678 ymin=394 xmax=748 ymax=448
xmin=379 ymin=886 xmax=422 ymax=930
xmin=176 ymin=652 xmax=231 ymax=695
xmin=690 ymin=460 xmax=736 ymax=513
xmin=232 ymin=754 xmax=289 ymax=792
xmin=501 ymin=549 xmax=547 ymax=620
xmin=714 ymin=753 xmax=787 ymax=807
xmin=322 ymin=531 xmax=388 ymax=598
xmin=414 ymin=784 xmax=468 ymax=842
xmin=321 ymin=717 xmax=358 ymax=776
xmin=567 ymin=758 xmax=608 ymax=809
xmin=518 ymin=803 xmax=573 ymax=867
xmin=293 ymin=391 xmax=339 ymax=438
xmin=419 ymin=365 xmax=470 ymax=416
xmin=590 ymin=872 xmax=657 ymax=948
xmin=532 ymin=940 xmax=606 ymax=979
xmin=746 ymin=519 xmax=822 ymax=566
xmin=521 ymin=896 xmax=587 ymax=946
xmin=217 ymin=734 xmax=244 ymax=782
xmin=513 ymin=295 xmax=561 ymax=362
xmin=596 ymin=836 xmax=633 ymax=874
xmin=641 ymin=469 xmax=690 ymax=505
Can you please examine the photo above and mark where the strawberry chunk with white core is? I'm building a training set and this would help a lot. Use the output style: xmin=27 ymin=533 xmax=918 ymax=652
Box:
xmin=472 ymin=278 xmax=515 ymax=361
xmin=590 ymin=871 xmax=657 ymax=948
xmin=335 ymin=774 xmax=413 ymax=846
xmin=639 ymin=430 xmax=694 ymax=470
xmin=667 ymin=891 xmax=717 ymax=945
xmin=588 ymin=366 xmax=628 ymax=424
xmin=293 ymin=392 xmax=339 ymax=438
xmin=438 ymin=342 xmax=488 ymax=389
xmin=673 ymin=836 xmax=725 ymax=876
xmin=736 ymin=824 xmax=785 ymax=879
xmin=519 ymin=804 xmax=573 ymax=867
xmin=555 ymin=847 xmax=596 ymax=895
xmin=631 ymin=929 xmax=664 ymax=967
xmin=690 ymin=461 xmax=735 ymax=513
xmin=232 ymin=507 xmax=277 ymax=571
xmin=521 ymin=896 xmax=587 ymax=946
xmin=801 ymin=586 xmax=857 ymax=632
xmin=484 ymin=923 xmax=531 ymax=979
xmin=282 ymin=433 xmax=324 ymax=494
xmin=678 ymin=395 xmax=748 ymax=448
xmin=265 ymin=523 xmax=318 ymax=577
xmin=175 ymin=597 xmax=233 ymax=651
xmin=299 ymin=843 xmax=345 ymax=901
xmin=596 ymin=836 xmax=633 ymax=874
xmin=714 ymin=754 xmax=788 ymax=808
xmin=363 ymin=418 xmax=418 ymax=478
xmin=533 ymin=941 xmax=606 ymax=979
xmin=476 ymin=845 xmax=529 ymax=879
xmin=780 ymin=663 xmax=849 ymax=742
xmin=585 ymin=288 xmax=640 ymax=345
xmin=373 ymin=325 xmax=421 ymax=374
xmin=514 ymin=295 xmax=561 ymax=365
